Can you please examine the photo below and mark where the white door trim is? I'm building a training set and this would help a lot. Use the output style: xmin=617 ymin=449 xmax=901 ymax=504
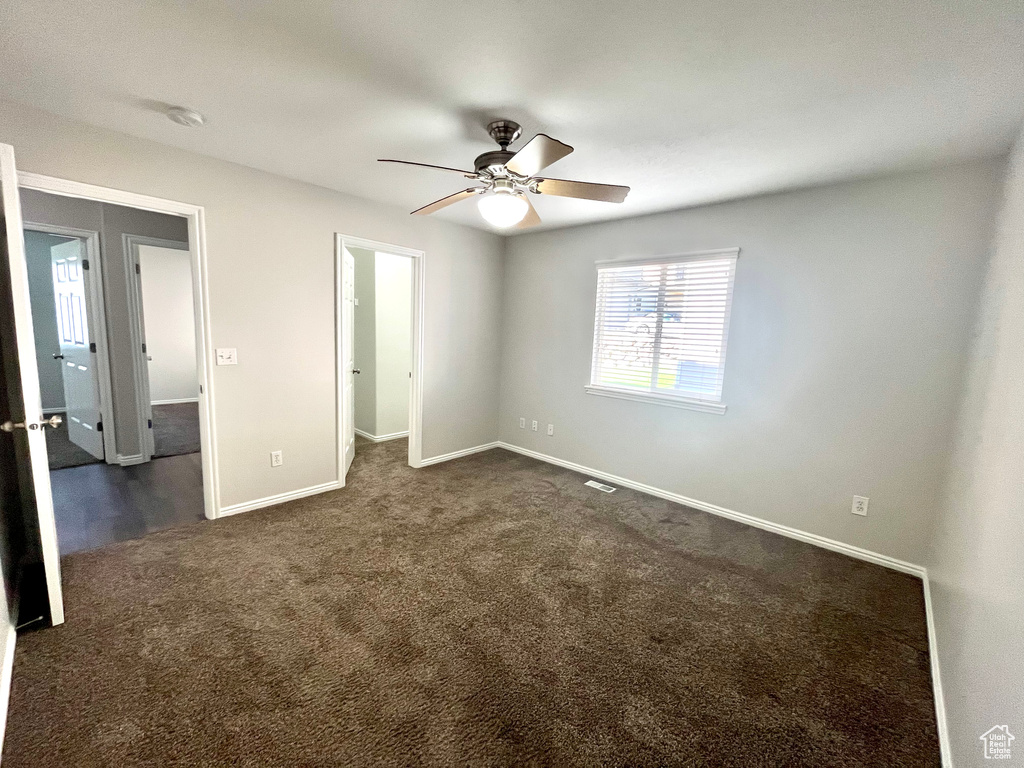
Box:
xmin=335 ymin=234 xmax=425 ymax=473
xmin=18 ymin=172 xmax=220 ymax=520
xmin=22 ymin=223 xmax=118 ymax=463
xmin=122 ymin=235 xmax=190 ymax=463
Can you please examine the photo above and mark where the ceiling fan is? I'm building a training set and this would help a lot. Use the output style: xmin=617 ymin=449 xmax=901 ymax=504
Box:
xmin=379 ymin=120 xmax=630 ymax=229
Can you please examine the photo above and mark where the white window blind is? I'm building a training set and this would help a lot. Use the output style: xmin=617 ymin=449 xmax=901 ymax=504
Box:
xmin=588 ymin=249 xmax=738 ymax=412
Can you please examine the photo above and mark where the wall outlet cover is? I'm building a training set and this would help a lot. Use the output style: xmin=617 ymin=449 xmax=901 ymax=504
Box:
xmin=271 ymin=450 xmax=283 ymax=467
xmin=852 ymin=495 xmax=869 ymax=516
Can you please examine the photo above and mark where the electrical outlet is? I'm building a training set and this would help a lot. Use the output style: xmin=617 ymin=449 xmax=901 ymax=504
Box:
xmin=531 ymin=420 xmax=538 ymax=432
xmin=271 ymin=450 xmax=283 ymax=467
xmin=547 ymin=424 xmax=554 ymax=436
xmin=519 ymin=417 xmax=526 ymax=429
xmin=852 ymin=496 xmax=869 ymax=516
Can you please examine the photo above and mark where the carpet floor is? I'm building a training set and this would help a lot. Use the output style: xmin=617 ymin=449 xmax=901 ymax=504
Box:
xmin=46 ymin=403 xmax=201 ymax=470
xmin=4 ymin=439 xmax=939 ymax=766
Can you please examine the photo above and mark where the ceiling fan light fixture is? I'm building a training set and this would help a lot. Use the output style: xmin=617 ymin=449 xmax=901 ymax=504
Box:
xmin=477 ymin=189 xmax=529 ymax=228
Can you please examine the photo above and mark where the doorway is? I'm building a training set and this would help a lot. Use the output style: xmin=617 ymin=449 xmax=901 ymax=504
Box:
xmin=335 ymin=235 xmax=424 ymax=480
xmin=14 ymin=178 xmax=216 ymax=565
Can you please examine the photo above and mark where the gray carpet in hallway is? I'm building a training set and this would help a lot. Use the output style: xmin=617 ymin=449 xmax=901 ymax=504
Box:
xmin=4 ymin=439 xmax=939 ymax=766
xmin=46 ymin=402 xmax=201 ymax=470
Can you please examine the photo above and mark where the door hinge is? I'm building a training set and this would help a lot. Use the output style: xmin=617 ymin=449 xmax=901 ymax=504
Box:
xmin=199 ymin=385 xmax=203 ymax=394
xmin=89 ymin=342 xmax=97 ymax=353
xmin=148 ymin=419 xmax=152 ymax=428
xmin=96 ymin=420 xmax=103 ymax=432
xmin=82 ymin=259 xmax=90 ymax=270
xmin=135 ymin=262 xmax=141 ymax=274
xmin=141 ymin=343 xmax=147 ymax=354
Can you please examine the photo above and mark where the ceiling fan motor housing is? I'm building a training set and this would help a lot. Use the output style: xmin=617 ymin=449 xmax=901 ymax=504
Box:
xmin=474 ymin=149 xmax=516 ymax=174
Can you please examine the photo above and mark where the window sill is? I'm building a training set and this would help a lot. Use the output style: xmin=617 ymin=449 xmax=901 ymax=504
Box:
xmin=584 ymin=384 xmax=727 ymax=414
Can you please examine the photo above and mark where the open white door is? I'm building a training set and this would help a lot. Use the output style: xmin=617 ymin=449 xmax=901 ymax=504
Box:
xmin=51 ymin=238 xmax=104 ymax=459
xmin=341 ymin=247 xmax=355 ymax=479
xmin=0 ymin=143 xmax=64 ymax=625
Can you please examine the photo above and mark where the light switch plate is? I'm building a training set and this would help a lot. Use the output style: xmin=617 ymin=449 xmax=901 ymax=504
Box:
xmin=216 ymin=348 xmax=237 ymax=366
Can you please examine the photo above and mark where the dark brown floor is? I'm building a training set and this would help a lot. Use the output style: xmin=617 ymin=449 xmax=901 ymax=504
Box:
xmin=4 ymin=439 xmax=939 ymax=766
xmin=50 ymin=452 xmax=205 ymax=554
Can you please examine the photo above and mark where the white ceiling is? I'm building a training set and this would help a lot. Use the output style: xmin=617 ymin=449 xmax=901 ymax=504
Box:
xmin=2 ymin=0 xmax=1022 ymax=234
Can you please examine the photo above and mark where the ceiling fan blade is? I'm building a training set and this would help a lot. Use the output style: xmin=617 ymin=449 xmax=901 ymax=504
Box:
xmin=534 ymin=177 xmax=630 ymax=203
xmin=410 ymin=188 xmax=483 ymax=215
xmin=379 ymin=159 xmax=478 ymax=178
xmin=516 ymin=196 xmax=542 ymax=229
xmin=505 ymin=134 xmax=573 ymax=177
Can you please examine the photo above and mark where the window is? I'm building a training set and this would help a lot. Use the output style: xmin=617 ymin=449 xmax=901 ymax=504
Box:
xmin=587 ymin=248 xmax=739 ymax=414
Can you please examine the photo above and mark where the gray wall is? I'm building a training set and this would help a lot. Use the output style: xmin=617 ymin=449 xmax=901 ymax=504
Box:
xmin=20 ymin=189 xmax=188 ymax=459
xmin=352 ymin=246 xmax=377 ymax=436
xmin=500 ymin=161 xmax=1003 ymax=565
xmin=373 ymin=252 xmax=412 ymax=437
xmin=929 ymin=130 xmax=1024 ymax=764
xmin=1 ymin=98 xmax=503 ymax=507
xmin=352 ymin=249 xmax=413 ymax=438
xmin=23 ymin=230 xmax=74 ymax=411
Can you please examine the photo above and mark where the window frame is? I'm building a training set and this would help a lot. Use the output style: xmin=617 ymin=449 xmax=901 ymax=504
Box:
xmin=586 ymin=247 xmax=740 ymax=415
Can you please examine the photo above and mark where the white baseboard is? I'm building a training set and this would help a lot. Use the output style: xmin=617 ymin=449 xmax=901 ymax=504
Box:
xmin=117 ymin=453 xmax=146 ymax=467
xmin=0 ymin=621 xmax=17 ymax=757
xmin=496 ymin=442 xmax=925 ymax=577
xmin=151 ymin=397 xmax=199 ymax=406
xmin=418 ymin=441 xmax=501 ymax=467
xmin=922 ymin=574 xmax=952 ymax=767
xmin=218 ymin=480 xmax=341 ymax=518
xmin=355 ymin=428 xmax=409 ymax=443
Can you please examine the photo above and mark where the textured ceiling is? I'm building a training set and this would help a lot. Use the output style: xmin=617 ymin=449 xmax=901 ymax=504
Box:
xmin=1 ymin=0 xmax=1022 ymax=233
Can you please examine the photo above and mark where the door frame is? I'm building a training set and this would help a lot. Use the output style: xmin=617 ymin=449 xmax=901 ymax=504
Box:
xmin=122 ymin=234 xmax=191 ymax=464
xmin=334 ymin=234 xmax=425 ymax=474
xmin=22 ymin=224 xmax=118 ymax=462
xmin=18 ymin=172 xmax=220 ymax=520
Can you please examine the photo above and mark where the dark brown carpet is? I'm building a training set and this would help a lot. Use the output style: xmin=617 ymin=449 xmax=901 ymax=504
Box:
xmin=4 ymin=439 xmax=939 ymax=766
xmin=46 ymin=403 xmax=201 ymax=470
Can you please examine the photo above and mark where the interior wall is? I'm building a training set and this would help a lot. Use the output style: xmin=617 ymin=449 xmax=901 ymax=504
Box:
xmin=373 ymin=252 xmax=411 ymax=437
xmin=137 ymin=244 xmax=197 ymax=404
xmin=23 ymin=230 xmax=73 ymax=411
xmin=0 ymin=99 xmax=503 ymax=508
xmin=19 ymin=189 xmax=188 ymax=459
xmin=499 ymin=161 xmax=1003 ymax=565
xmin=352 ymin=246 xmax=377 ymax=436
xmin=928 ymin=129 xmax=1024 ymax=765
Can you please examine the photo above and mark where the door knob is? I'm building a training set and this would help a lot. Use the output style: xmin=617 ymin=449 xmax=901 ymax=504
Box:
xmin=352 ymin=369 xmax=361 ymax=374
xmin=1 ymin=415 xmax=62 ymax=432
xmin=52 ymin=353 xmax=64 ymax=359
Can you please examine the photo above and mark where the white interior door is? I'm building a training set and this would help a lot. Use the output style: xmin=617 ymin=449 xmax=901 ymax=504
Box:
xmin=342 ymin=247 xmax=355 ymax=478
xmin=51 ymin=238 xmax=104 ymax=459
xmin=0 ymin=143 xmax=64 ymax=625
